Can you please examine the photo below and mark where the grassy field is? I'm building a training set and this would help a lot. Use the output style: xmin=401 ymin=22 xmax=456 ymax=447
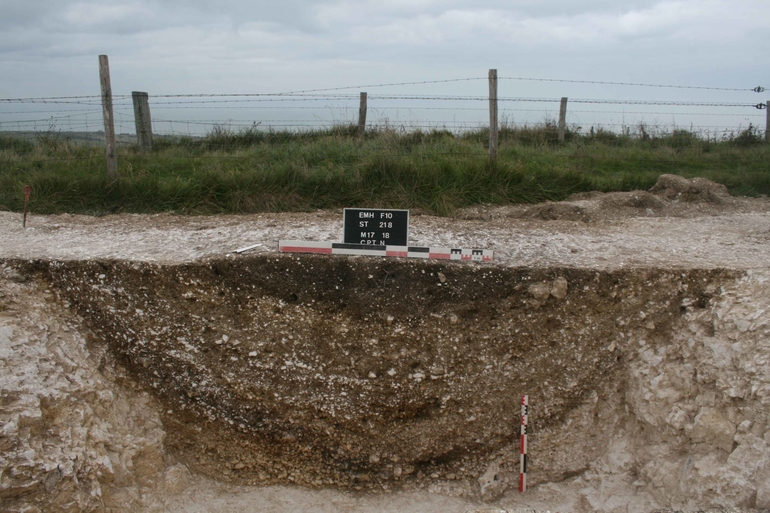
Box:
xmin=0 ymin=124 xmax=768 ymax=216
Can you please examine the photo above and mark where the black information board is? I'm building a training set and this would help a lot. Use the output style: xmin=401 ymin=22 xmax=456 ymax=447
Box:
xmin=343 ymin=208 xmax=409 ymax=246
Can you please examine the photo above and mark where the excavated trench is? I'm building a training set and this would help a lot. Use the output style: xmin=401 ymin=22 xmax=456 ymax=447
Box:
xmin=14 ymin=255 xmax=736 ymax=494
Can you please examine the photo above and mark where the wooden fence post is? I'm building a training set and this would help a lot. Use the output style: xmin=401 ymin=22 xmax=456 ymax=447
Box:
xmin=99 ymin=55 xmax=118 ymax=179
xmin=489 ymin=69 xmax=498 ymax=160
xmin=358 ymin=92 xmax=367 ymax=137
xmin=132 ymin=91 xmax=153 ymax=151
xmin=558 ymin=97 xmax=568 ymax=143
xmin=766 ymin=100 xmax=769 ymax=143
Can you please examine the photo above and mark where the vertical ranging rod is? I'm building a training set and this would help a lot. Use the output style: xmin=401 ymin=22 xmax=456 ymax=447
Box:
xmin=23 ymin=186 xmax=30 ymax=228
xmin=520 ymin=394 xmax=528 ymax=492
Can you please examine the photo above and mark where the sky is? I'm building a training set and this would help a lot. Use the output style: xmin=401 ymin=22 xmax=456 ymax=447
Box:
xmin=1 ymin=0 xmax=768 ymax=136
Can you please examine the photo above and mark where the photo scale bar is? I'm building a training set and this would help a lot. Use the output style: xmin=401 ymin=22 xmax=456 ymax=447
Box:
xmin=278 ymin=241 xmax=493 ymax=262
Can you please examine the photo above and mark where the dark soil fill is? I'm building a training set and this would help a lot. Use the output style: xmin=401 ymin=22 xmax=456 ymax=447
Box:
xmin=11 ymin=257 xmax=734 ymax=491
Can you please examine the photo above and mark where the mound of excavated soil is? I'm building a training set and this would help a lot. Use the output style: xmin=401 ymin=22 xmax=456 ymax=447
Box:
xmin=649 ymin=174 xmax=733 ymax=204
xmin=1 ymin=175 xmax=770 ymax=513
xmin=460 ymin=175 xmax=762 ymax=224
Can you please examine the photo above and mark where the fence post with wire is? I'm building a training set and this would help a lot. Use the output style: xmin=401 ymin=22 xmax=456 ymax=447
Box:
xmin=98 ymin=55 xmax=118 ymax=179
xmin=132 ymin=91 xmax=154 ymax=151
xmin=488 ymin=69 xmax=498 ymax=160
xmin=558 ymin=97 xmax=568 ymax=143
xmin=358 ymin=92 xmax=367 ymax=138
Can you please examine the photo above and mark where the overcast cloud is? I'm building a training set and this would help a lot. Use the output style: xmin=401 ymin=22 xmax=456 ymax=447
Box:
xmin=1 ymin=0 xmax=768 ymax=134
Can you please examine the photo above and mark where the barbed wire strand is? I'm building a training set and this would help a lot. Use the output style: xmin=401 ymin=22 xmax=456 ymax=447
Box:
xmin=2 ymin=93 xmax=763 ymax=107
xmin=101 ymin=104 xmax=764 ymax=116
xmin=500 ymin=77 xmax=763 ymax=92
xmin=152 ymin=78 xmax=488 ymax=97
xmin=1 ymin=74 xmax=765 ymax=104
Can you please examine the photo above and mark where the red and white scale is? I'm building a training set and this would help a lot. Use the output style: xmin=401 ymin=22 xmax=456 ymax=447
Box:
xmin=520 ymin=394 xmax=529 ymax=493
xmin=277 ymin=241 xmax=493 ymax=262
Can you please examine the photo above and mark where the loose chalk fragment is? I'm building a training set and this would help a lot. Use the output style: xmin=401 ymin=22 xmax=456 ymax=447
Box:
xmin=234 ymin=243 xmax=262 ymax=254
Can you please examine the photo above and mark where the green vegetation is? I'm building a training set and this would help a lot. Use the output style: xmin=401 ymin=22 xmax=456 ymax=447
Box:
xmin=0 ymin=123 xmax=768 ymax=216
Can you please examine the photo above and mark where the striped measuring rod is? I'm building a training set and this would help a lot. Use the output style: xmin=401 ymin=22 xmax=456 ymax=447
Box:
xmin=520 ymin=394 xmax=528 ymax=493
xmin=278 ymin=241 xmax=493 ymax=262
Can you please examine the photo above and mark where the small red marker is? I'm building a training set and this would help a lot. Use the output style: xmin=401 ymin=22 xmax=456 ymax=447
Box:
xmin=23 ymin=186 xmax=31 ymax=228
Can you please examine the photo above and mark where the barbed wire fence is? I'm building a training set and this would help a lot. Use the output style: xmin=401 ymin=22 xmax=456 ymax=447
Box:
xmin=0 ymin=60 xmax=767 ymax=171
xmin=1 ymin=95 xmax=765 ymax=135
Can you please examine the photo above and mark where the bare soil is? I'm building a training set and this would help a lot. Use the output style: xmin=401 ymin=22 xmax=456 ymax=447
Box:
xmin=1 ymin=175 xmax=769 ymax=512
